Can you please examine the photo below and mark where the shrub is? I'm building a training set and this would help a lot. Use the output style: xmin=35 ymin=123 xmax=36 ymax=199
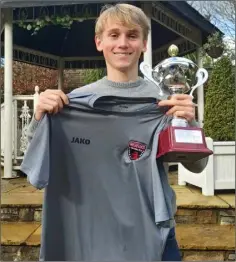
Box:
xmin=204 ymin=56 xmax=235 ymax=141
xmin=83 ymin=68 xmax=106 ymax=85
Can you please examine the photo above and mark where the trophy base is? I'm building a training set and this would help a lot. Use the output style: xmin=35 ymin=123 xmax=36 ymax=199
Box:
xmin=157 ymin=126 xmax=213 ymax=162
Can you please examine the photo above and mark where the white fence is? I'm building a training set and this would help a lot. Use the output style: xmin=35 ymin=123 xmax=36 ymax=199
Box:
xmin=1 ymin=86 xmax=39 ymax=169
xmin=178 ymin=137 xmax=235 ymax=195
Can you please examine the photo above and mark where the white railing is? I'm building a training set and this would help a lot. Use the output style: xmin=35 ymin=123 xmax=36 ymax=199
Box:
xmin=1 ymin=86 xmax=39 ymax=169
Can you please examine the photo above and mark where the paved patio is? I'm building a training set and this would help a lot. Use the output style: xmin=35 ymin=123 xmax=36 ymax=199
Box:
xmin=1 ymin=170 xmax=235 ymax=261
xmin=1 ymin=171 xmax=235 ymax=208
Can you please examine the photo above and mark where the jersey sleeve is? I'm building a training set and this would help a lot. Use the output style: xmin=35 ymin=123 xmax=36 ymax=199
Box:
xmin=26 ymin=116 xmax=40 ymax=143
xmin=20 ymin=114 xmax=50 ymax=189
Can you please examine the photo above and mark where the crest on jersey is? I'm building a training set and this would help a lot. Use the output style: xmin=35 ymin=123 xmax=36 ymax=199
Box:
xmin=128 ymin=140 xmax=147 ymax=160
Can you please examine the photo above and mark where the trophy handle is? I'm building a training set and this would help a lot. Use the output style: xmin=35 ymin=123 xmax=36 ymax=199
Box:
xmin=190 ymin=68 xmax=208 ymax=97
xmin=140 ymin=62 xmax=164 ymax=96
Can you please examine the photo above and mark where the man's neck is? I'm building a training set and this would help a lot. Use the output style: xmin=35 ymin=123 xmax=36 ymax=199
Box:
xmin=106 ymin=67 xmax=139 ymax=83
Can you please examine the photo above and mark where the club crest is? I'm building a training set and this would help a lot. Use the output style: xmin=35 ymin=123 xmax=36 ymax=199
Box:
xmin=128 ymin=140 xmax=147 ymax=160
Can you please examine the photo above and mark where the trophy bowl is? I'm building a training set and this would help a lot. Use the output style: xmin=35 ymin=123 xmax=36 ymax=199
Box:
xmin=152 ymin=56 xmax=199 ymax=94
xmin=140 ymin=44 xmax=208 ymax=98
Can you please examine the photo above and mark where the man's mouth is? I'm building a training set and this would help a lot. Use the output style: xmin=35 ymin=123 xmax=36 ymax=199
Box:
xmin=113 ymin=52 xmax=132 ymax=55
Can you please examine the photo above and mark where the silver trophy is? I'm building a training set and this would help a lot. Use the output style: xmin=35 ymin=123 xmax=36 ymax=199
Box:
xmin=140 ymin=44 xmax=213 ymax=162
xmin=140 ymin=44 xmax=208 ymax=127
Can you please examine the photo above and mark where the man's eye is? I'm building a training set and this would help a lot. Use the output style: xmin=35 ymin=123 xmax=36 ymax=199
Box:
xmin=110 ymin=34 xmax=118 ymax=38
xmin=129 ymin=35 xmax=137 ymax=39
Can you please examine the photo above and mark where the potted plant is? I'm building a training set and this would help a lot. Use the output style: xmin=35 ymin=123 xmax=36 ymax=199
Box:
xmin=202 ymin=32 xmax=225 ymax=59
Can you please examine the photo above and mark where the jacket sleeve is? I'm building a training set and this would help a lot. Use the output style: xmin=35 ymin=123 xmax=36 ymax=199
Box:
xmin=21 ymin=115 xmax=50 ymax=189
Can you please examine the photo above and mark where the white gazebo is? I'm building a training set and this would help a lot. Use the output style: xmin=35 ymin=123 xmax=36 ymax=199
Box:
xmin=0 ymin=1 xmax=222 ymax=178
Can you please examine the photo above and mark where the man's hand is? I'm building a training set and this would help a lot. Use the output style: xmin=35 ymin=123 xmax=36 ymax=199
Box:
xmin=35 ymin=89 xmax=69 ymax=121
xmin=158 ymin=94 xmax=196 ymax=123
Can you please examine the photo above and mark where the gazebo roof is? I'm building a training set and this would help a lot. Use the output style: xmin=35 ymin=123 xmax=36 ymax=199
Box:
xmin=1 ymin=1 xmax=223 ymax=69
xmin=11 ymin=17 xmax=182 ymax=57
xmin=0 ymin=0 xmax=221 ymax=34
xmin=165 ymin=2 xmax=221 ymax=37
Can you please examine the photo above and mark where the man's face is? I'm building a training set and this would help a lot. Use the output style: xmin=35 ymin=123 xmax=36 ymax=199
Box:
xmin=95 ymin=19 xmax=147 ymax=73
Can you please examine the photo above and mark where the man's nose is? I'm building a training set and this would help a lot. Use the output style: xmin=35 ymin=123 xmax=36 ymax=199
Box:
xmin=118 ymin=35 xmax=129 ymax=47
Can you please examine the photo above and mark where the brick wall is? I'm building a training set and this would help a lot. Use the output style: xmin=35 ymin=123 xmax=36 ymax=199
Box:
xmin=64 ymin=69 xmax=87 ymax=92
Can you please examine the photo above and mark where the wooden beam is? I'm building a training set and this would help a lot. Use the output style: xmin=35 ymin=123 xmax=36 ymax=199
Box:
xmin=1 ymin=43 xmax=60 ymax=69
xmin=150 ymin=2 xmax=202 ymax=46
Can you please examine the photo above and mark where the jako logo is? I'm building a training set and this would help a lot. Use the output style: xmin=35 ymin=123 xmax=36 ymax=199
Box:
xmin=71 ymin=137 xmax=91 ymax=145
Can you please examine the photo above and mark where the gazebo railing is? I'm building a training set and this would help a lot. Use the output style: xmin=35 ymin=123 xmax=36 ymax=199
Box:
xmin=1 ymin=86 xmax=39 ymax=170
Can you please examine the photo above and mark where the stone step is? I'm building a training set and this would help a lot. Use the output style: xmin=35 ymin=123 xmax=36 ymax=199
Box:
xmin=1 ymin=185 xmax=235 ymax=225
xmin=2 ymin=177 xmax=235 ymax=224
xmin=1 ymin=204 xmax=235 ymax=225
xmin=1 ymin=222 xmax=235 ymax=261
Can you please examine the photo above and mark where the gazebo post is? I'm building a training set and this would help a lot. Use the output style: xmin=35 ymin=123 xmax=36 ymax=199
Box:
xmin=1 ymin=9 xmax=5 ymax=34
xmin=197 ymin=47 xmax=204 ymax=128
xmin=58 ymin=58 xmax=64 ymax=90
xmin=143 ymin=3 xmax=152 ymax=67
xmin=4 ymin=8 xmax=14 ymax=178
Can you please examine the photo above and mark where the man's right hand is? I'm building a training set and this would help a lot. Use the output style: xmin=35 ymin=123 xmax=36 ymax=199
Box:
xmin=35 ymin=89 xmax=69 ymax=121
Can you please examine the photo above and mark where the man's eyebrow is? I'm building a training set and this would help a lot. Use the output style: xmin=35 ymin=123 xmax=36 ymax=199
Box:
xmin=107 ymin=28 xmax=141 ymax=34
xmin=107 ymin=28 xmax=120 ymax=33
xmin=128 ymin=29 xmax=140 ymax=34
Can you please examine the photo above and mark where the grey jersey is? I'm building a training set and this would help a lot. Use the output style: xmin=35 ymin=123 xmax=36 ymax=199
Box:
xmin=26 ymin=77 xmax=208 ymax=174
xmin=21 ymin=92 xmax=175 ymax=261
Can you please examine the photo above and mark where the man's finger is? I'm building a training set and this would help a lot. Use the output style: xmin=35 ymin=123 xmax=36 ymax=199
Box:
xmin=173 ymin=111 xmax=195 ymax=121
xmin=40 ymin=96 xmax=61 ymax=113
xmin=45 ymin=94 xmax=64 ymax=109
xmin=166 ymin=106 xmax=194 ymax=116
xmin=158 ymin=99 xmax=196 ymax=107
xmin=45 ymin=90 xmax=69 ymax=105
xmin=39 ymin=102 xmax=54 ymax=114
xmin=170 ymin=94 xmax=193 ymax=100
xmin=60 ymin=93 xmax=69 ymax=105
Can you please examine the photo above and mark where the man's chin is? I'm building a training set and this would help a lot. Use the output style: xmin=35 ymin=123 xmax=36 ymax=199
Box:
xmin=115 ymin=63 xmax=132 ymax=72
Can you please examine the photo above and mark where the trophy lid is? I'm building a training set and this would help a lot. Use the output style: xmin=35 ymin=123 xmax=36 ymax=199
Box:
xmin=168 ymin=44 xmax=179 ymax=57
xmin=154 ymin=44 xmax=197 ymax=71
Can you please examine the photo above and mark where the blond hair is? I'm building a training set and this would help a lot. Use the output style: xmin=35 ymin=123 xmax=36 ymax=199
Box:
xmin=95 ymin=3 xmax=150 ymax=40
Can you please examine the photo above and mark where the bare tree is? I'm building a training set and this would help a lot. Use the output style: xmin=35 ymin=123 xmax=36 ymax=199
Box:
xmin=187 ymin=1 xmax=235 ymax=41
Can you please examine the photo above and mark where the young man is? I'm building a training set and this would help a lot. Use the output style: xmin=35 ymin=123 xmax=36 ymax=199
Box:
xmin=26 ymin=3 xmax=208 ymax=261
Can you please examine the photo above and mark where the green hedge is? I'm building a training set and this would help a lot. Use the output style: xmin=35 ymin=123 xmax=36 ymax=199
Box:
xmin=83 ymin=68 xmax=106 ymax=85
xmin=204 ymin=56 xmax=235 ymax=141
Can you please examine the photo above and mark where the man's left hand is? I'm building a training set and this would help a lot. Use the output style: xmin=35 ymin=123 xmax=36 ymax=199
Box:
xmin=158 ymin=94 xmax=196 ymax=123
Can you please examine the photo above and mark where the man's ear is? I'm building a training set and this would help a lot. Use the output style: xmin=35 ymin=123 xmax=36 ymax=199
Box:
xmin=142 ymin=40 xmax=147 ymax=53
xmin=95 ymin=35 xmax=103 ymax=52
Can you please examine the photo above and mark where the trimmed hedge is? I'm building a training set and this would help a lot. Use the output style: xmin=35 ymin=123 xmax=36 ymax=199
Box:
xmin=83 ymin=68 xmax=106 ymax=85
xmin=204 ymin=56 xmax=235 ymax=141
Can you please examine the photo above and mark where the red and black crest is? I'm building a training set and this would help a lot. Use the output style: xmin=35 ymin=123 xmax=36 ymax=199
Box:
xmin=128 ymin=140 xmax=147 ymax=160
